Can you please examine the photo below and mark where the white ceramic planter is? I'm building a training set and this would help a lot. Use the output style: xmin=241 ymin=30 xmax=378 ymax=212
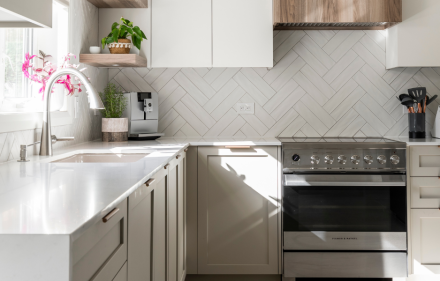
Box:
xmin=102 ymin=118 xmax=128 ymax=142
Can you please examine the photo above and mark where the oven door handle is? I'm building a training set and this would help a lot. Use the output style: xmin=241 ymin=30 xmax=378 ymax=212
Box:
xmin=284 ymin=174 xmax=406 ymax=187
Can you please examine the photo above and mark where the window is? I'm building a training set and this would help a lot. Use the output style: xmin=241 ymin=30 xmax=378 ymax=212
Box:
xmin=0 ymin=1 xmax=69 ymax=112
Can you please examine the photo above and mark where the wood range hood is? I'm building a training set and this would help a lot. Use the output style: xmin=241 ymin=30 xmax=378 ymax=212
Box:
xmin=273 ymin=0 xmax=402 ymax=30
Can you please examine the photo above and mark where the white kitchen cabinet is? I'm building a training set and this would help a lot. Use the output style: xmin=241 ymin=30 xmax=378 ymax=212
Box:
xmin=151 ymin=0 xmax=212 ymax=67
xmin=212 ymin=0 xmax=273 ymax=67
xmin=197 ymin=146 xmax=280 ymax=274
xmin=411 ymin=209 xmax=440 ymax=275
xmin=411 ymin=177 xmax=440 ymax=208
xmin=0 ymin=0 xmax=52 ymax=28
xmin=387 ymin=0 xmax=440 ymax=68
xmin=410 ymin=146 xmax=440 ymax=177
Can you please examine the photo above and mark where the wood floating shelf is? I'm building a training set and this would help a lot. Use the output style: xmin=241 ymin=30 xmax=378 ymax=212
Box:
xmin=79 ymin=54 xmax=148 ymax=68
xmin=86 ymin=0 xmax=147 ymax=8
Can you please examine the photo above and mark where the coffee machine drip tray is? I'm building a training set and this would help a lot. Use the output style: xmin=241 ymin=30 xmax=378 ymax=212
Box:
xmin=128 ymin=133 xmax=164 ymax=141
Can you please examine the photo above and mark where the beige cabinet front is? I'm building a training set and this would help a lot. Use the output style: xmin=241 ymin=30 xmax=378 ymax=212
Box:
xmin=72 ymin=199 xmax=127 ymax=281
xmin=167 ymin=152 xmax=186 ymax=281
xmin=411 ymin=209 xmax=440 ymax=274
xmin=128 ymin=177 xmax=155 ymax=281
xmin=153 ymin=168 xmax=168 ymax=281
xmin=410 ymin=146 xmax=440 ymax=177
xmin=411 ymin=177 xmax=440 ymax=208
xmin=197 ymin=146 xmax=279 ymax=274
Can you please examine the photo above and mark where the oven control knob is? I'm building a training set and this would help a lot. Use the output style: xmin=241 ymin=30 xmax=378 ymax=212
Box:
xmin=364 ymin=155 xmax=373 ymax=165
xmin=311 ymin=155 xmax=320 ymax=165
xmin=390 ymin=155 xmax=400 ymax=165
xmin=338 ymin=155 xmax=347 ymax=164
xmin=351 ymin=155 xmax=360 ymax=164
xmin=292 ymin=154 xmax=300 ymax=162
xmin=324 ymin=155 xmax=334 ymax=164
xmin=377 ymin=155 xmax=387 ymax=164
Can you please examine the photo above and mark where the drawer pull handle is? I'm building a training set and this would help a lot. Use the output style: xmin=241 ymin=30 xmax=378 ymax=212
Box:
xmin=176 ymin=154 xmax=181 ymax=159
xmin=164 ymin=163 xmax=170 ymax=169
xmin=145 ymin=178 xmax=155 ymax=187
xmin=102 ymin=208 xmax=119 ymax=223
xmin=225 ymin=146 xmax=251 ymax=149
xmin=184 ymin=148 xmax=188 ymax=152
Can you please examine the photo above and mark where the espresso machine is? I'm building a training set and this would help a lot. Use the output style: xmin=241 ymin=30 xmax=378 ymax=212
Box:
xmin=123 ymin=92 xmax=163 ymax=140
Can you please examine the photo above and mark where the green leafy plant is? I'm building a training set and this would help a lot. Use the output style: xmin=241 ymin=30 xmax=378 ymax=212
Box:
xmin=99 ymin=83 xmax=127 ymax=118
xmin=101 ymin=17 xmax=147 ymax=50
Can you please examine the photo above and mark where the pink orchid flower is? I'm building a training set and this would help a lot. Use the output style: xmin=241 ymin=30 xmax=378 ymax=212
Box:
xmin=22 ymin=52 xmax=90 ymax=99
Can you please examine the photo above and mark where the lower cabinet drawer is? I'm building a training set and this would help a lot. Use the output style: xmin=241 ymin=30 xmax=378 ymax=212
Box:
xmin=72 ymin=199 xmax=127 ymax=281
xmin=410 ymin=146 xmax=440 ymax=176
xmin=411 ymin=177 xmax=440 ymax=208
xmin=283 ymin=252 xmax=407 ymax=278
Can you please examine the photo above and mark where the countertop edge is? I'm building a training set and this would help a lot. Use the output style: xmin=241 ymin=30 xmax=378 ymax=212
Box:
xmin=69 ymin=144 xmax=189 ymax=241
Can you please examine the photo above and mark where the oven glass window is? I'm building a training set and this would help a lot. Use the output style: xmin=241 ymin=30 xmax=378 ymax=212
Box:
xmin=283 ymin=185 xmax=407 ymax=232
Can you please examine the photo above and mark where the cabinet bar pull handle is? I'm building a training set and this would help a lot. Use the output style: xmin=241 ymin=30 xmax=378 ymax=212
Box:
xmin=164 ymin=163 xmax=170 ymax=169
xmin=102 ymin=208 xmax=119 ymax=223
xmin=184 ymin=148 xmax=188 ymax=152
xmin=145 ymin=178 xmax=155 ymax=186
xmin=176 ymin=154 xmax=181 ymax=159
xmin=225 ymin=146 xmax=251 ymax=149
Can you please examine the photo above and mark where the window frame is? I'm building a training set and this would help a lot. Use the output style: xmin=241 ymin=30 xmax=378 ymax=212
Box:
xmin=0 ymin=0 xmax=73 ymax=133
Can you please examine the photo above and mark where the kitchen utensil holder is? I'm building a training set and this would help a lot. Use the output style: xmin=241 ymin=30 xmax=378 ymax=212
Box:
xmin=408 ymin=113 xmax=426 ymax=138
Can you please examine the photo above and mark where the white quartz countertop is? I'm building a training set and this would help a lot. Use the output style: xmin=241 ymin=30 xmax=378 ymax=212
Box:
xmin=156 ymin=137 xmax=281 ymax=146
xmin=0 ymin=140 xmax=188 ymax=239
xmin=0 ymin=137 xmax=279 ymax=238
xmin=386 ymin=136 xmax=440 ymax=145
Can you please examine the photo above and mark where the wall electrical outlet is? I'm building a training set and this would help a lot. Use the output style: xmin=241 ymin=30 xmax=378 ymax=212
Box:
xmin=236 ymin=103 xmax=255 ymax=115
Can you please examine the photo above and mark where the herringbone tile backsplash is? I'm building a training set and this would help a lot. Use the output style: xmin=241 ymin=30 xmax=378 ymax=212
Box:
xmin=110 ymin=30 xmax=440 ymax=138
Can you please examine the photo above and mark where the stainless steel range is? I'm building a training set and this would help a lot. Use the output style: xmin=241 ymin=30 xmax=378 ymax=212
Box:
xmin=279 ymin=137 xmax=408 ymax=279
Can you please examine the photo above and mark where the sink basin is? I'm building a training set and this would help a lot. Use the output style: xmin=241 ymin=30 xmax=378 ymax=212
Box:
xmin=51 ymin=153 xmax=150 ymax=163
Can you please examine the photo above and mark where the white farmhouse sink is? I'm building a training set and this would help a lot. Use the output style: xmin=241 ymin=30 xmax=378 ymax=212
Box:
xmin=51 ymin=153 xmax=150 ymax=163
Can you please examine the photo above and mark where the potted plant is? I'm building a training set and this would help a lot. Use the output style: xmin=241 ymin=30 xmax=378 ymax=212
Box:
xmin=99 ymin=83 xmax=128 ymax=142
xmin=101 ymin=17 xmax=147 ymax=54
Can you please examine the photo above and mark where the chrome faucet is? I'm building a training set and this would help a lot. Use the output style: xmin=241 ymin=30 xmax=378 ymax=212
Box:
xmin=40 ymin=68 xmax=105 ymax=156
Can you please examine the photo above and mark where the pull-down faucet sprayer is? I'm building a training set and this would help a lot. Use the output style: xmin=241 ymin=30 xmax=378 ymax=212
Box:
xmin=39 ymin=68 xmax=105 ymax=156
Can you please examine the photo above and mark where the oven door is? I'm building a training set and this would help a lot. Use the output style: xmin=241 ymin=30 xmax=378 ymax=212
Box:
xmin=283 ymin=174 xmax=407 ymax=251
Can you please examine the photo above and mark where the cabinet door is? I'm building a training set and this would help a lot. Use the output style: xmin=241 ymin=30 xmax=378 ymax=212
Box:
xmin=152 ymin=168 xmax=168 ymax=281
xmin=411 ymin=209 xmax=440 ymax=274
xmin=411 ymin=177 xmax=440 ymax=208
xmin=177 ymin=153 xmax=186 ymax=281
xmin=128 ymin=178 xmax=154 ymax=281
xmin=168 ymin=159 xmax=178 ymax=281
xmin=410 ymin=146 xmax=440 ymax=177
xmin=73 ymin=199 xmax=127 ymax=281
xmin=151 ymin=0 xmax=211 ymax=67
xmin=212 ymin=0 xmax=273 ymax=67
xmin=198 ymin=146 xmax=279 ymax=274
xmin=167 ymin=152 xmax=186 ymax=281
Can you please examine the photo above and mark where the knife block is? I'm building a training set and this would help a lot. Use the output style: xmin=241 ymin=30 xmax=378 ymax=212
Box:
xmin=408 ymin=113 xmax=425 ymax=139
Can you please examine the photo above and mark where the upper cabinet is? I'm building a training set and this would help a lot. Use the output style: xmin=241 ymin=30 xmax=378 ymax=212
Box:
xmin=387 ymin=0 xmax=440 ymax=68
xmin=87 ymin=0 xmax=148 ymax=8
xmin=274 ymin=0 xmax=402 ymax=30
xmin=212 ymin=0 xmax=273 ymax=67
xmin=0 ymin=0 xmax=52 ymax=28
xmin=151 ymin=0 xmax=273 ymax=68
xmin=151 ymin=0 xmax=212 ymax=68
